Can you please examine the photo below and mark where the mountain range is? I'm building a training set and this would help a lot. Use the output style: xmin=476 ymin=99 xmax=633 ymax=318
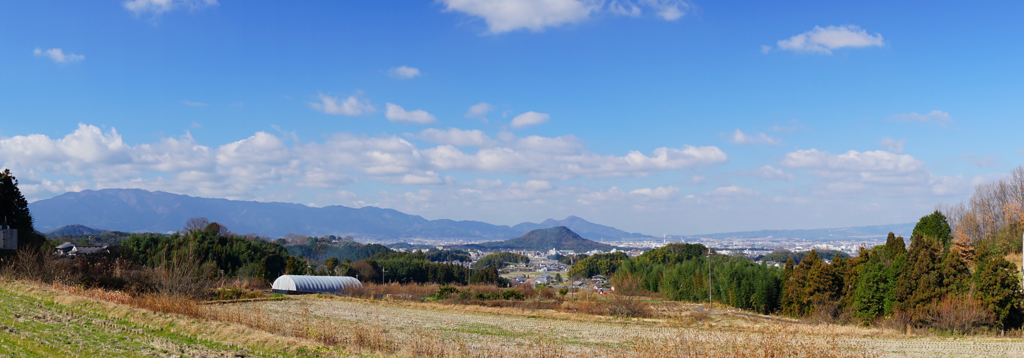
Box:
xmin=675 ymin=223 xmax=916 ymax=242
xmin=28 ymin=189 xmax=652 ymax=241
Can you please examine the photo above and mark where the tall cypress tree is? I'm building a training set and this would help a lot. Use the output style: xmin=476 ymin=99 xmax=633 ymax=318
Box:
xmin=0 ymin=169 xmax=43 ymax=250
xmin=912 ymin=210 xmax=953 ymax=248
xmin=973 ymin=254 xmax=1024 ymax=329
xmin=894 ymin=233 xmax=943 ymax=312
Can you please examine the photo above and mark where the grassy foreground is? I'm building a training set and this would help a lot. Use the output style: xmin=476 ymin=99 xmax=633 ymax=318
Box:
xmin=0 ymin=280 xmax=339 ymax=358
xmin=2 ymin=279 xmax=1022 ymax=357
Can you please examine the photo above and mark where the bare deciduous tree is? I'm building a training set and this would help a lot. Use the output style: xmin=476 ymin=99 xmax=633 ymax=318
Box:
xmin=184 ymin=217 xmax=209 ymax=234
xmin=941 ymin=165 xmax=1024 ymax=250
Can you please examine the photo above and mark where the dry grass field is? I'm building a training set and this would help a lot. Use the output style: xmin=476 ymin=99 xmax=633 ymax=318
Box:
xmin=2 ymin=279 xmax=1023 ymax=357
xmin=213 ymin=294 xmax=1024 ymax=357
xmin=0 ymin=280 xmax=344 ymax=357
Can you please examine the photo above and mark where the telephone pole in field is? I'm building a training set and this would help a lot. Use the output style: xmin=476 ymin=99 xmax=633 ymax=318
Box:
xmin=707 ymin=248 xmax=712 ymax=304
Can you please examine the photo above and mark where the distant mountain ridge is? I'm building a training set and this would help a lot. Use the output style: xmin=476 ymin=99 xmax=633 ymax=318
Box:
xmin=45 ymin=224 xmax=109 ymax=237
xmin=510 ymin=216 xmax=649 ymax=241
xmin=29 ymin=189 xmax=651 ymax=241
xmin=460 ymin=226 xmax=614 ymax=252
xmin=676 ymin=223 xmax=916 ymax=242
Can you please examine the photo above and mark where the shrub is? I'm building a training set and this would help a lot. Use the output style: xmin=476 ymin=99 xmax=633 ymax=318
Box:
xmin=921 ymin=295 xmax=995 ymax=334
xmin=501 ymin=289 xmax=525 ymax=300
xmin=212 ymin=286 xmax=262 ymax=301
xmin=435 ymin=285 xmax=459 ymax=300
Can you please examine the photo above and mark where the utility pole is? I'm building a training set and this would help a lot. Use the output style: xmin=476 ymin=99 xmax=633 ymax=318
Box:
xmin=570 ymin=256 xmax=575 ymax=301
xmin=382 ymin=268 xmax=388 ymax=285
xmin=707 ymin=248 xmax=712 ymax=304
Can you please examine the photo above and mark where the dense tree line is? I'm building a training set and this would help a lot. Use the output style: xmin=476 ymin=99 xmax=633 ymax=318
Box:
xmin=572 ymin=209 xmax=1023 ymax=330
xmin=474 ymin=251 xmax=529 ymax=268
xmin=569 ymin=252 xmax=628 ymax=278
xmin=613 ymin=243 xmax=782 ymax=314
xmin=284 ymin=239 xmax=391 ymax=263
xmin=119 ymin=222 xmax=292 ymax=283
xmin=425 ymin=249 xmax=471 ymax=263
xmin=780 ymin=211 xmax=1022 ymax=330
xmin=296 ymin=250 xmax=509 ymax=286
xmin=760 ymin=249 xmax=849 ymax=265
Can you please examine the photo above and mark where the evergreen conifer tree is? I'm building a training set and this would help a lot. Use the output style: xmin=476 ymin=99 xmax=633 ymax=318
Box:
xmin=912 ymin=210 xmax=953 ymax=248
xmin=894 ymin=233 xmax=943 ymax=312
xmin=0 ymin=169 xmax=44 ymax=250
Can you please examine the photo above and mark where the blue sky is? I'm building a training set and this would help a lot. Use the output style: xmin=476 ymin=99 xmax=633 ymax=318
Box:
xmin=2 ymin=0 xmax=1023 ymax=235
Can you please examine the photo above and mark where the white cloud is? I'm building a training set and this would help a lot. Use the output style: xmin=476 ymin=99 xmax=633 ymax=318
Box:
xmin=440 ymin=0 xmax=597 ymax=33
xmin=310 ymin=93 xmax=374 ymax=116
xmin=385 ymin=103 xmax=437 ymax=124
xmin=961 ymin=152 xmax=1000 ymax=169
xmin=929 ymin=174 xmax=999 ymax=196
xmin=439 ymin=0 xmax=688 ymax=34
xmin=475 ymin=178 xmax=505 ymax=189
xmin=780 ymin=149 xmax=923 ymax=177
xmin=888 ymin=110 xmax=952 ymax=127
xmin=641 ymin=0 xmax=687 ymax=20
xmin=181 ymin=100 xmax=208 ymax=107
xmin=123 ymin=0 xmax=218 ymax=16
xmin=420 ymin=128 xmax=496 ymax=147
xmin=630 ymin=186 xmax=679 ymax=200
xmin=510 ymin=111 xmax=550 ymax=128
xmin=728 ymin=129 xmax=781 ymax=146
xmin=398 ymin=171 xmax=444 ymax=185
xmin=519 ymin=180 xmax=553 ymax=191
xmin=2 ymin=124 xmax=730 ymax=206
xmin=465 ymin=102 xmax=494 ymax=121
xmin=779 ymin=148 xmax=940 ymax=196
xmin=705 ymin=185 xmax=759 ymax=197
xmin=771 ymin=120 xmax=802 ymax=132
xmin=751 ymin=165 xmax=794 ymax=181
xmin=423 ymin=137 xmax=727 ymax=179
xmin=770 ymin=25 xmax=884 ymax=54
xmin=33 ymin=48 xmax=84 ymax=63
xmin=879 ymin=137 xmax=905 ymax=153
xmin=389 ymin=66 xmax=421 ymax=79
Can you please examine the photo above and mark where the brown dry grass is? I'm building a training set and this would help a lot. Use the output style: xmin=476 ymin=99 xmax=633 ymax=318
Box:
xmin=28 ymin=278 xmax=881 ymax=357
xmin=5 ymin=279 xmax=343 ymax=357
xmin=18 ymin=278 xmax=1024 ymax=357
xmin=221 ymin=294 xmax=882 ymax=358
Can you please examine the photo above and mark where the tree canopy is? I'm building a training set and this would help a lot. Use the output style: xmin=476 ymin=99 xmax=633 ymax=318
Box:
xmin=0 ymin=169 xmax=46 ymax=249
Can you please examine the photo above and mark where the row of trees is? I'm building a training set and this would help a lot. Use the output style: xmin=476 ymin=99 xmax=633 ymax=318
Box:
xmin=781 ymin=211 xmax=1022 ymax=329
xmin=567 ymin=209 xmax=1021 ymax=330
xmin=286 ymin=249 xmax=510 ymax=286
xmin=118 ymin=221 xmax=293 ymax=283
xmin=613 ymin=243 xmax=783 ymax=314
xmin=474 ymin=251 xmax=529 ymax=269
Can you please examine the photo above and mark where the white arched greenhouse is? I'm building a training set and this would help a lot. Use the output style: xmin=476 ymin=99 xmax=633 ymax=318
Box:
xmin=271 ymin=275 xmax=362 ymax=294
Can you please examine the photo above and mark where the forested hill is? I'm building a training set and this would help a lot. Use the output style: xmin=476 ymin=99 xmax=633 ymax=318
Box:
xmin=29 ymin=189 xmax=648 ymax=241
xmin=510 ymin=215 xmax=651 ymax=241
xmin=461 ymin=226 xmax=615 ymax=252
